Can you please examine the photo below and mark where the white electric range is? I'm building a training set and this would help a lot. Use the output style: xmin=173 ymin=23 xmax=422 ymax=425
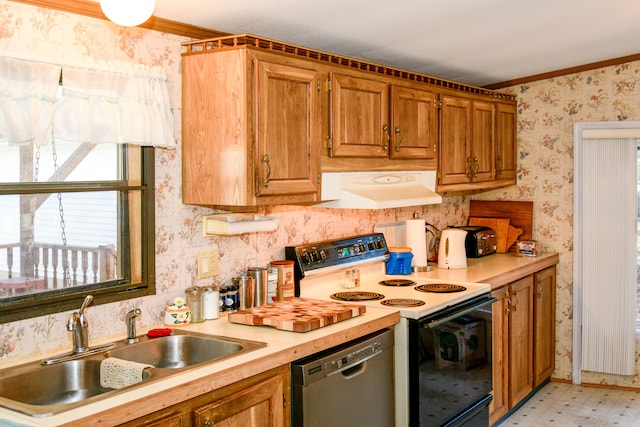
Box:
xmin=286 ymin=233 xmax=494 ymax=426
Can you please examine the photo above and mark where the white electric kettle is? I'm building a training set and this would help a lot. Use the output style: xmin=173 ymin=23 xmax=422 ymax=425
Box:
xmin=437 ymin=228 xmax=467 ymax=269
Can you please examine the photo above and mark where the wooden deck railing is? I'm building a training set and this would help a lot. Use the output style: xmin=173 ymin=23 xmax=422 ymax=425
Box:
xmin=0 ymin=243 xmax=117 ymax=291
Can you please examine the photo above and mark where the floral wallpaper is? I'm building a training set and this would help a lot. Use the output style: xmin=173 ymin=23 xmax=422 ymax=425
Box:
xmin=481 ymin=66 xmax=640 ymax=387
xmin=0 ymin=1 xmax=466 ymax=360
xmin=2 ymin=0 xmax=640 ymax=390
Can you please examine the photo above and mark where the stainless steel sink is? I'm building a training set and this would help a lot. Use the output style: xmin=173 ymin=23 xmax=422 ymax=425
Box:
xmin=0 ymin=330 xmax=266 ymax=417
xmin=105 ymin=334 xmax=255 ymax=368
xmin=0 ymin=359 xmax=111 ymax=406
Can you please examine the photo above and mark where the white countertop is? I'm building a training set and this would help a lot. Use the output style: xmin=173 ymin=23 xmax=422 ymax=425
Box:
xmin=0 ymin=305 xmax=399 ymax=427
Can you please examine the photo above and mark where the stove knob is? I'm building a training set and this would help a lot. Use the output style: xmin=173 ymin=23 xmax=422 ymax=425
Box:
xmin=319 ymin=250 xmax=327 ymax=260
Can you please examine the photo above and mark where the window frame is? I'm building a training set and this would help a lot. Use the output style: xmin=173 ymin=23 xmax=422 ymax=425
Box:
xmin=0 ymin=146 xmax=156 ymax=323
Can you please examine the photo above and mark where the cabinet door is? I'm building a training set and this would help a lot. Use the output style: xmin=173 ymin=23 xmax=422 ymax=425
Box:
xmin=508 ymin=275 xmax=534 ymax=407
xmin=438 ymin=95 xmax=472 ymax=185
xmin=470 ymin=100 xmax=495 ymax=182
xmin=329 ymin=72 xmax=390 ymax=158
xmin=255 ymin=59 xmax=321 ymax=197
xmin=534 ymin=266 xmax=556 ymax=386
xmin=193 ymin=367 xmax=288 ymax=427
xmin=495 ymin=102 xmax=517 ymax=181
xmin=490 ymin=287 xmax=510 ymax=425
xmin=389 ymin=85 xmax=437 ymax=160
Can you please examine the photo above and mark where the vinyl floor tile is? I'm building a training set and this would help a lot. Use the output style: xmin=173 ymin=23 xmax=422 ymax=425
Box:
xmin=498 ymin=382 xmax=640 ymax=427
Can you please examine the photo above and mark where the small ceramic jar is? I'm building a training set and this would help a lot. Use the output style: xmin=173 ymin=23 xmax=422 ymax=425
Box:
xmin=164 ymin=297 xmax=191 ymax=326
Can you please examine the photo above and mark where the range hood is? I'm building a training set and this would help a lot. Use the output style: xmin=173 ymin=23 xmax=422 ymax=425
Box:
xmin=314 ymin=171 xmax=442 ymax=209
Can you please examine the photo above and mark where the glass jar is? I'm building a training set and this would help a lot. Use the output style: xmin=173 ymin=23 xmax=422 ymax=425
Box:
xmin=202 ymin=285 xmax=219 ymax=320
xmin=185 ymin=286 xmax=204 ymax=323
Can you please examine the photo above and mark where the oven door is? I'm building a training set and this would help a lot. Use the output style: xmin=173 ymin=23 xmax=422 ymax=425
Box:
xmin=408 ymin=294 xmax=496 ymax=426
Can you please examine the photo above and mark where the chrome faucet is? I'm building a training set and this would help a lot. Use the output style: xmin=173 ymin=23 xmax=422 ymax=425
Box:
xmin=125 ymin=308 xmax=142 ymax=344
xmin=42 ymin=295 xmax=116 ymax=365
xmin=66 ymin=295 xmax=93 ymax=353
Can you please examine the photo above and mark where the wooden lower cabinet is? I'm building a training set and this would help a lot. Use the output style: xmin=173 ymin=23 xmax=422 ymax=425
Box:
xmin=490 ymin=267 xmax=556 ymax=425
xmin=534 ymin=266 xmax=556 ymax=386
xmin=118 ymin=365 xmax=290 ymax=427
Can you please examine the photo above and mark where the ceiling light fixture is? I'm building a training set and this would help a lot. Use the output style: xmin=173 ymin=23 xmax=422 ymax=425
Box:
xmin=100 ymin=0 xmax=155 ymax=27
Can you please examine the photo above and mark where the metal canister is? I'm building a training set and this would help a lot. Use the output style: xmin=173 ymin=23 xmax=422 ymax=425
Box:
xmin=270 ymin=260 xmax=295 ymax=300
xmin=185 ymin=286 xmax=204 ymax=323
xmin=237 ymin=275 xmax=255 ymax=310
xmin=247 ymin=267 xmax=268 ymax=306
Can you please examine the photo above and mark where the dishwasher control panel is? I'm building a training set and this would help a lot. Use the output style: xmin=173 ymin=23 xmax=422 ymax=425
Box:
xmin=327 ymin=341 xmax=383 ymax=374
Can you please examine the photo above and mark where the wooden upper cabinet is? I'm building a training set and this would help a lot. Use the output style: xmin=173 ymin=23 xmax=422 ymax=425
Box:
xmin=390 ymin=86 xmax=438 ymax=161
xmin=438 ymin=94 xmax=472 ymax=186
xmin=182 ymin=49 xmax=321 ymax=208
xmin=254 ymin=59 xmax=321 ymax=197
xmin=329 ymin=73 xmax=389 ymax=158
xmin=470 ymin=100 xmax=495 ymax=182
xmin=328 ymin=72 xmax=437 ymax=162
xmin=438 ymin=94 xmax=509 ymax=192
xmin=496 ymin=101 xmax=517 ymax=182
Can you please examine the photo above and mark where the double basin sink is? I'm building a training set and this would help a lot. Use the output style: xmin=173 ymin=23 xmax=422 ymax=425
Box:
xmin=0 ymin=330 xmax=266 ymax=417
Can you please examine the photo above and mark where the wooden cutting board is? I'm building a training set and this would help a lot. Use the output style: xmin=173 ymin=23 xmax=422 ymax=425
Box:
xmin=469 ymin=200 xmax=534 ymax=242
xmin=227 ymin=298 xmax=366 ymax=332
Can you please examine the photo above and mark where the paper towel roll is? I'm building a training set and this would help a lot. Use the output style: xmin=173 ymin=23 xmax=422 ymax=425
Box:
xmin=405 ymin=219 xmax=427 ymax=268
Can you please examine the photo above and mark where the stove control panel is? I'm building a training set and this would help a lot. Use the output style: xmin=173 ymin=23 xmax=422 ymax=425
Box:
xmin=285 ymin=233 xmax=388 ymax=274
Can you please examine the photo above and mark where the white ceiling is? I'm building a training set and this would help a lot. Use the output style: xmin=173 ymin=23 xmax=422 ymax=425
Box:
xmin=150 ymin=0 xmax=640 ymax=87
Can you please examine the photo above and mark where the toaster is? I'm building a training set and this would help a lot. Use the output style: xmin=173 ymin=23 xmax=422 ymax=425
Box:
xmin=455 ymin=226 xmax=497 ymax=258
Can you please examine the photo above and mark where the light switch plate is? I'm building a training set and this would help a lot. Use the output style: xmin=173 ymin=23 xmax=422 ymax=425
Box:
xmin=197 ymin=250 xmax=219 ymax=279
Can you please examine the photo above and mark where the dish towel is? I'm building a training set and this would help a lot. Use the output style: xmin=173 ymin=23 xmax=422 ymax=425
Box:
xmin=100 ymin=357 xmax=153 ymax=389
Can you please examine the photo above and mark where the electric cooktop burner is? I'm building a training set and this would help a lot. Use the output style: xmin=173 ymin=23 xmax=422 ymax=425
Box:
xmin=415 ymin=283 xmax=467 ymax=293
xmin=330 ymin=292 xmax=385 ymax=301
xmin=378 ymin=279 xmax=416 ymax=287
xmin=381 ymin=298 xmax=425 ymax=307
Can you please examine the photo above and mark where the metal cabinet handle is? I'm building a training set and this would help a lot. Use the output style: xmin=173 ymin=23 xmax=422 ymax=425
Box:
xmin=467 ymin=157 xmax=473 ymax=178
xmin=505 ymin=290 xmax=511 ymax=315
xmin=511 ymin=290 xmax=518 ymax=312
xmin=262 ymin=154 xmax=271 ymax=188
xmin=382 ymin=125 xmax=390 ymax=151
xmin=473 ymin=157 xmax=479 ymax=177
xmin=395 ymin=127 xmax=403 ymax=152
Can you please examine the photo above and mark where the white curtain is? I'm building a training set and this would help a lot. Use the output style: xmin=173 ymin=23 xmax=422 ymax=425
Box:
xmin=573 ymin=121 xmax=640 ymax=383
xmin=0 ymin=57 xmax=61 ymax=145
xmin=0 ymin=56 xmax=176 ymax=148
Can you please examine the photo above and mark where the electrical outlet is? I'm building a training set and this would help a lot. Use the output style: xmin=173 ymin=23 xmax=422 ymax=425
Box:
xmin=197 ymin=250 xmax=219 ymax=279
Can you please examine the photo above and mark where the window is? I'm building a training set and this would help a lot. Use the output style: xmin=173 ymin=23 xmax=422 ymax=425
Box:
xmin=0 ymin=141 xmax=155 ymax=323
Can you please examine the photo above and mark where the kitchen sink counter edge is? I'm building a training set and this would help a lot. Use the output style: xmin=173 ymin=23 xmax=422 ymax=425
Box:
xmin=0 ymin=306 xmax=399 ymax=427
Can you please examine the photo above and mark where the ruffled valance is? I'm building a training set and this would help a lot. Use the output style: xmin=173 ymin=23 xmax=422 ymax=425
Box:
xmin=0 ymin=56 xmax=176 ymax=148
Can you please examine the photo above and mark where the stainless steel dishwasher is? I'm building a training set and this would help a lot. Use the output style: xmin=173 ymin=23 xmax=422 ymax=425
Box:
xmin=291 ymin=328 xmax=395 ymax=427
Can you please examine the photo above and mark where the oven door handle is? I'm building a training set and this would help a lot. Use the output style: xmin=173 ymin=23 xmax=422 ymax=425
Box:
xmin=424 ymin=297 xmax=497 ymax=329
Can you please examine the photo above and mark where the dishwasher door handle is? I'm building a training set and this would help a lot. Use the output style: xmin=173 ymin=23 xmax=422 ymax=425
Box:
xmin=340 ymin=361 xmax=367 ymax=379
xmin=327 ymin=350 xmax=380 ymax=378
